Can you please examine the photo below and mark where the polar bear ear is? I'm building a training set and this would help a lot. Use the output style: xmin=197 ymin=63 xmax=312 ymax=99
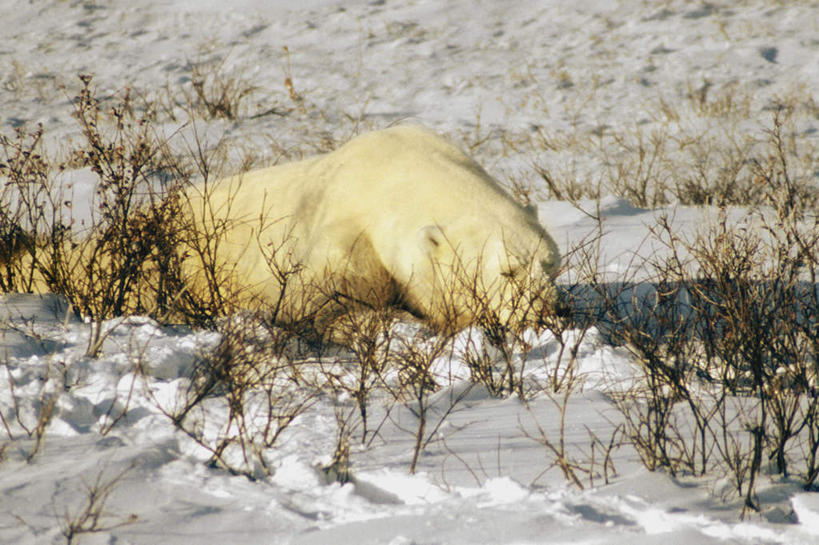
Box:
xmin=419 ymin=225 xmax=444 ymax=254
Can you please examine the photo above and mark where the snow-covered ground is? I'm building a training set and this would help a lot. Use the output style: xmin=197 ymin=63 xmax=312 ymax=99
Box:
xmin=2 ymin=1 xmax=819 ymax=543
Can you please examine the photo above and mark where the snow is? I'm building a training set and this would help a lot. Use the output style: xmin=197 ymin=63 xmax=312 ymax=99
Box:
xmin=792 ymin=494 xmax=819 ymax=537
xmin=4 ymin=295 xmax=818 ymax=543
xmin=2 ymin=0 xmax=819 ymax=544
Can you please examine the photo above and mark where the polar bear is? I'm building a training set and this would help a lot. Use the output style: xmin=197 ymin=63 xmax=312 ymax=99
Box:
xmin=189 ymin=125 xmax=560 ymax=333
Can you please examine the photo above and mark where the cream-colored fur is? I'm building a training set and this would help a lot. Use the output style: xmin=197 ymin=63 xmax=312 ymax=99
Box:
xmin=191 ymin=125 xmax=560 ymax=331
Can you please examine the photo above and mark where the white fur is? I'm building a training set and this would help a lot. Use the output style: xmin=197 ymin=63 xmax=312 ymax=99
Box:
xmin=191 ymin=125 xmax=560 ymax=329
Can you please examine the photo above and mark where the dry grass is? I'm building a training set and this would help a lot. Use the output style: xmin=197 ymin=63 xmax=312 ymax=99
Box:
xmin=528 ymin=82 xmax=817 ymax=210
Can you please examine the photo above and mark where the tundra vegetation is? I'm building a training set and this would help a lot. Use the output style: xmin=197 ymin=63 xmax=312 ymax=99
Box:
xmin=1 ymin=72 xmax=817 ymax=528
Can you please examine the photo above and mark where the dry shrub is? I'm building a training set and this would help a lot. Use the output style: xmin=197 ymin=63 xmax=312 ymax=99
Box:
xmin=320 ymin=307 xmax=397 ymax=444
xmin=141 ymin=53 xmax=267 ymax=123
xmin=595 ymin=125 xmax=819 ymax=513
xmin=390 ymin=327 xmax=464 ymax=475
xmin=0 ymin=365 xmax=56 ymax=464
xmin=315 ymin=243 xmax=572 ymax=473
xmin=59 ymin=78 xmax=187 ymax=312
xmin=159 ymin=314 xmax=316 ymax=480
xmin=0 ymin=124 xmax=49 ymax=293
xmin=172 ymin=175 xmax=249 ymax=326
xmin=536 ymin=233 xmax=604 ymax=394
xmin=520 ymin=386 xmax=621 ymax=490
xmin=1 ymin=79 xmax=189 ymax=314
xmin=0 ymin=75 xmax=273 ymax=347
xmin=532 ymin=83 xmax=818 ymax=210
xmin=190 ymin=61 xmax=256 ymax=120
xmin=442 ymin=245 xmax=573 ymax=399
xmin=58 ymin=465 xmax=137 ymax=545
xmin=41 ymin=77 xmax=196 ymax=355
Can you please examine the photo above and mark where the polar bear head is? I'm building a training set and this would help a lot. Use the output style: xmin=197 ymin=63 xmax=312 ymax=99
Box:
xmin=405 ymin=211 xmax=560 ymax=332
xmin=336 ymin=126 xmax=561 ymax=331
